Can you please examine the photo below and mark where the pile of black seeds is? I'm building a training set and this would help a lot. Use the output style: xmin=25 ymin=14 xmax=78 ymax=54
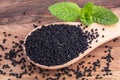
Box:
xmin=25 ymin=24 xmax=89 ymax=66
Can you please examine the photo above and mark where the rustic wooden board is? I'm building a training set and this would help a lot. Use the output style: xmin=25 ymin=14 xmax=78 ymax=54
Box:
xmin=0 ymin=0 xmax=120 ymax=80
xmin=0 ymin=0 xmax=120 ymax=25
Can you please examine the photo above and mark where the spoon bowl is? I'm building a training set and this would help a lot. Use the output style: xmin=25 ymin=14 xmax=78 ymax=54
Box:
xmin=23 ymin=20 xmax=120 ymax=69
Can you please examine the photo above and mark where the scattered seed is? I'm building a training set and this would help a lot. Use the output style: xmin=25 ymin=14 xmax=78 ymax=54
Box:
xmin=33 ymin=24 xmax=38 ymax=28
xmin=14 ymin=36 xmax=18 ymax=38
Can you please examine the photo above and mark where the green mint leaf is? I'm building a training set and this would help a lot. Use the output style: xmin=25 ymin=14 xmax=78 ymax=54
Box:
xmin=49 ymin=2 xmax=119 ymax=26
xmin=80 ymin=14 xmax=93 ymax=26
xmin=48 ymin=2 xmax=81 ymax=21
xmin=92 ymin=6 xmax=119 ymax=25
xmin=80 ymin=2 xmax=94 ymax=26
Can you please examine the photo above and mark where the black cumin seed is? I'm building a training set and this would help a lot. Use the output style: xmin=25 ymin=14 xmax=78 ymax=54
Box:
xmin=4 ymin=34 xmax=7 ymax=37
xmin=14 ymin=36 xmax=18 ymax=38
xmin=100 ymin=77 xmax=102 ymax=79
xmin=0 ymin=44 xmax=4 ymax=51
xmin=81 ymin=65 xmax=84 ymax=68
xmin=19 ymin=40 xmax=24 ymax=44
xmin=91 ymin=29 xmax=94 ymax=32
xmin=33 ymin=24 xmax=38 ymax=28
xmin=83 ymin=27 xmax=86 ymax=30
xmin=28 ymin=73 xmax=31 ymax=76
xmin=88 ymin=55 xmax=91 ymax=58
xmin=3 ymin=32 xmax=6 ymax=34
xmin=108 ymin=49 xmax=111 ymax=52
xmin=95 ymin=29 xmax=98 ymax=31
xmin=113 ymin=38 xmax=118 ymax=42
xmin=102 ymin=35 xmax=104 ymax=38
xmin=19 ymin=58 xmax=26 ymax=63
xmin=105 ymin=46 xmax=108 ymax=48
xmin=95 ymin=76 xmax=98 ymax=79
xmin=18 ymin=55 xmax=21 ymax=58
xmin=102 ymin=28 xmax=105 ymax=31
xmin=9 ymin=70 xmax=13 ymax=72
xmin=80 ymin=24 xmax=83 ymax=26
xmin=104 ymin=50 xmax=107 ymax=53
xmin=103 ymin=74 xmax=106 ymax=76
xmin=82 ymin=78 xmax=85 ymax=80
xmin=38 ymin=20 xmax=41 ymax=23
xmin=109 ymin=73 xmax=112 ymax=75
xmin=21 ymin=53 xmax=24 ymax=56
xmin=88 ymin=62 xmax=91 ymax=64
xmin=109 ymin=47 xmax=112 ymax=49
xmin=62 ymin=77 xmax=66 ymax=80
xmin=12 ymin=41 xmax=15 ymax=43
xmin=2 ymin=39 xmax=7 ymax=44
xmin=35 ymin=76 xmax=38 ymax=80
xmin=89 ymin=46 xmax=92 ymax=48
xmin=92 ymin=55 xmax=95 ymax=57
xmin=33 ymin=67 xmax=36 ymax=70
xmin=5 ymin=47 xmax=8 ymax=50
xmin=96 ymin=40 xmax=98 ymax=43
xmin=8 ymin=34 xmax=11 ymax=36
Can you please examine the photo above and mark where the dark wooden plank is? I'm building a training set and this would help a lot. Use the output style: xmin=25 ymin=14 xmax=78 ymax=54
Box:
xmin=0 ymin=0 xmax=120 ymax=25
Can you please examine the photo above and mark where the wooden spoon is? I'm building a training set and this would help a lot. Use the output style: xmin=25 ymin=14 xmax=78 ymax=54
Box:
xmin=23 ymin=20 xmax=120 ymax=70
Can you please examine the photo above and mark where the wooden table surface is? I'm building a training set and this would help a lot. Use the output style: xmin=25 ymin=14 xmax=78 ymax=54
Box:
xmin=0 ymin=0 xmax=120 ymax=80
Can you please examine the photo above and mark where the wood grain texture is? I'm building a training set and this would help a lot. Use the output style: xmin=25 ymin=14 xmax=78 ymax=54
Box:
xmin=0 ymin=0 xmax=120 ymax=25
xmin=0 ymin=0 xmax=120 ymax=80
